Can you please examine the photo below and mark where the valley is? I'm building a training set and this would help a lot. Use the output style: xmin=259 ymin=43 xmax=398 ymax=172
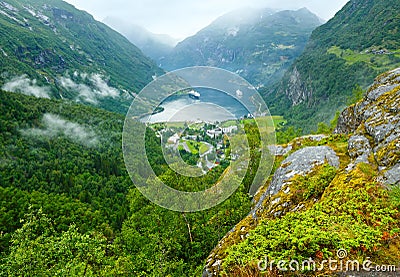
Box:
xmin=159 ymin=8 xmax=323 ymax=88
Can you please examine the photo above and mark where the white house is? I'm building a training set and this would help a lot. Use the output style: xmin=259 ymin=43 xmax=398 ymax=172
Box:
xmin=167 ymin=133 xmax=180 ymax=144
xmin=222 ymin=126 xmax=238 ymax=134
xmin=206 ymin=127 xmax=223 ymax=138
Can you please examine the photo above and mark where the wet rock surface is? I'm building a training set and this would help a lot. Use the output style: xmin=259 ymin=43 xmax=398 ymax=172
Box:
xmin=335 ymin=68 xmax=400 ymax=183
xmin=333 ymin=104 xmax=362 ymax=134
xmin=203 ymin=145 xmax=340 ymax=275
xmin=268 ymin=135 xmax=327 ymax=157
xmin=253 ymin=146 xmax=339 ymax=216
xmin=268 ymin=144 xmax=292 ymax=156
xmin=379 ymin=163 xmax=400 ymax=185
xmin=346 ymin=135 xmax=372 ymax=171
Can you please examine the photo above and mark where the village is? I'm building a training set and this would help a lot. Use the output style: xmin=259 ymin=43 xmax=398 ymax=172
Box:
xmin=151 ymin=121 xmax=240 ymax=172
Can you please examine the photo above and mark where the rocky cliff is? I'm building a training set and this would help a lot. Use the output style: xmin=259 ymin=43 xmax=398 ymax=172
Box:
xmin=203 ymin=68 xmax=400 ymax=276
xmin=334 ymin=68 xmax=400 ymax=184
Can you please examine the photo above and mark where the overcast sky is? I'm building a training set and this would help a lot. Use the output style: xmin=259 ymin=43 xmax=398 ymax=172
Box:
xmin=64 ymin=0 xmax=349 ymax=40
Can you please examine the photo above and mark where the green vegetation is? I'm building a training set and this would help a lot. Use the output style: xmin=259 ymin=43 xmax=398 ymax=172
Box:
xmin=0 ymin=90 xmax=266 ymax=276
xmin=271 ymin=115 xmax=286 ymax=128
xmin=291 ymin=164 xmax=337 ymax=200
xmin=0 ymin=91 xmax=129 ymax=250
xmin=1 ymin=1 xmax=399 ymax=276
xmin=0 ymin=0 xmax=163 ymax=113
xmin=264 ymin=0 xmax=400 ymax=132
xmin=347 ymin=84 xmax=365 ymax=105
xmin=1 ymin=209 xmax=119 ymax=276
xmin=223 ymin=163 xmax=400 ymax=275
xmin=276 ymin=126 xmax=303 ymax=144
xmin=185 ymin=140 xmax=200 ymax=155
xmin=178 ymin=148 xmax=200 ymax=166
xmin=199 ymin=143 xmax=210 ymax=155
xmin=180 ymin=140 xmax=211 ymax=156
xmin=391 ymin=185 xmax=400 ymax=210
xmin=328 ymin=46 xmax=400 ymax=70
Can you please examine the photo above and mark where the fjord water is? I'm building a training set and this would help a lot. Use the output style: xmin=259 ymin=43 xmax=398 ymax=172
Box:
xmin=143 ymin=87 xmax=249 ymax=123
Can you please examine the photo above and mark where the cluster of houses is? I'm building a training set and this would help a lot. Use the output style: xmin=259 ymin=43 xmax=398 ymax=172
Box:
xmin=167 ymin=124 xmax=238 ymax=145
xmin=165 ymin=123 xmax=239 ymax=171
xmin=206 ymin=126 xmax=238 ymax=138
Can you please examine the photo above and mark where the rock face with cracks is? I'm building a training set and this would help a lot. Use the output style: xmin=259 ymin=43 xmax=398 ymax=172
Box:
xmin=253 ymin=146 xmax=339 ymax=218
xmin=335 ymin=67 xmax=400 ymax=183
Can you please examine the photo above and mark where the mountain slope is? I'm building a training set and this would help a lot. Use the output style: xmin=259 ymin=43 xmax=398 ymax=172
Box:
xmin=265 ymin=0 xmax=400 ymax=132
xmin=204 ymin=67 xmax=400 ymax=276
xmin=0 ymin=89 xmax=260 ymax=275
xmin=103 ymin=17 xmax=177 ymax=64
xmin=161 ymin=8 xmax=323 ymax=87
xmin=0 ymin=0 xmax=163 ymax=113
xmin=0 ymin=89 xmax=131 ymax=252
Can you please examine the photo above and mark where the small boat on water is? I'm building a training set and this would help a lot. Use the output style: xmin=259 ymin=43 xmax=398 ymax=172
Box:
xmin=188 ymin=90 xmax=200 ymax=99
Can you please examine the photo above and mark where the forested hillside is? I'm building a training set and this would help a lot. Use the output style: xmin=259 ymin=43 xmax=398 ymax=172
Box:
xmin=265 ymin=0 xmax=400 ymax=132
xmin=0 ymin=91 xmax=263 ymax=276
xmin=1 ymin=0 xmax=399 ymax=276
xmin=0 ymin=0 xmax=163 ymax=113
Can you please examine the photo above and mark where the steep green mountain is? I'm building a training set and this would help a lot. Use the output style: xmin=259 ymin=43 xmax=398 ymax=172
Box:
xmin=0 ymin=0 xmax=163 ymax=113
xmin=161 ymin=8 xmax=323 ymax=87
xmin=103 ymin=17 xmax=177 ymax=65
xmin=265 ymin=0 xmax=400 ymax=132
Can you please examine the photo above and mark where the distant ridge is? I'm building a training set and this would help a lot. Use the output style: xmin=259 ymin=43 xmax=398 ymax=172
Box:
xmin=160 ymin=8 xmax=322 ymax=87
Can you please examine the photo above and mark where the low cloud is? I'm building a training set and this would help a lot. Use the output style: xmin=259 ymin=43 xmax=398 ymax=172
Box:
xmin=65 ymin=0 xmax=348 ymax=38
xmin=1 ymin=73 xmax=119 ymax=104
xmin=22 ymin=113 xmax=98 ymax=147
xmin=59 ymin=72 xmax=119 ymax=104
xmin=2 ymin=75 xmax=51 ymax=98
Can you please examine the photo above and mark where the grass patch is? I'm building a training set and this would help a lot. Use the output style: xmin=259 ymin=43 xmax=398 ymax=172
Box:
xmin=327 ymin=46 xmax=400 ymax=71
xmin=220 ymin=120 xmax=239 ymax=128
xmin=199 ymin=143 xmax=210 ymax=155
xmin=271 ymin=115 xmax=286 ymax=129
xmin=184 ymin=140 xmax=199 ymax=155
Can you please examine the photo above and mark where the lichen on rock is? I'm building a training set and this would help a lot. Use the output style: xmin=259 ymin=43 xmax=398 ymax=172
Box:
xmin=335 ymin=67 xmax=400 ymax=182
xmin=253 ymin=146 xmax=339 ymax=217
xmin=346 ymin=134 xmax=372 ymax=171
